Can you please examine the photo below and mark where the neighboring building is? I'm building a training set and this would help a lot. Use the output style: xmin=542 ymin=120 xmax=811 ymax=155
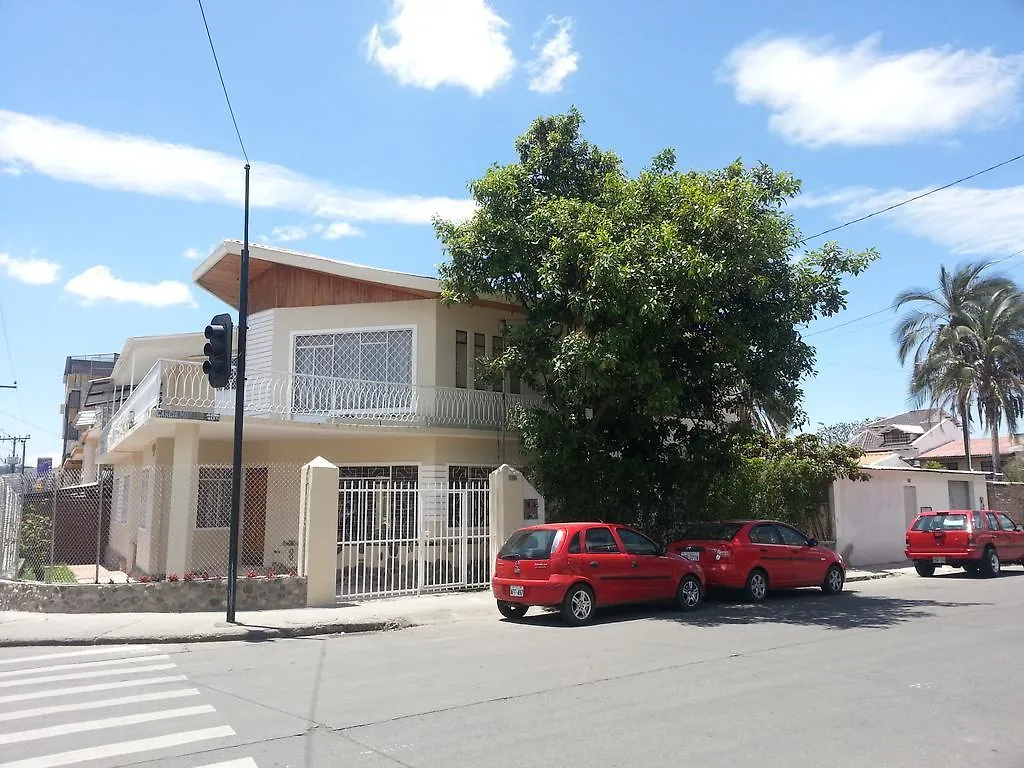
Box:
xmin=917 ymin=435 xmax=1024 ymax=473
xmin=96 ymin=241 xmax=542 ymax=592
xmin=60 ymin=354 xmax=118 ymax=468
xmin=846 ymin=409 xmax=960 ymax=462
xmin=832 ymin=456 xmax=990 ymax=566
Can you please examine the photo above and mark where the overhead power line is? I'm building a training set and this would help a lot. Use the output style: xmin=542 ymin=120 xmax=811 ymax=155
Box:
xmin=804 ymin=246 xmax=1024 ymax=340
xmin=197 ymin=0 xmax=249 ymax=162
xmin=801 ymin=151 xmax=1024 ymax=244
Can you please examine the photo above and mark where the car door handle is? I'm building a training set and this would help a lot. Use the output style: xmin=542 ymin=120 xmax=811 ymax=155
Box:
xmin=631 ymin=561 xmax=640 ymax=568
xmin=590 ymin=561 xmax=600 ymax=568
xmin=759 ymin=547 xmax=768 ymax=553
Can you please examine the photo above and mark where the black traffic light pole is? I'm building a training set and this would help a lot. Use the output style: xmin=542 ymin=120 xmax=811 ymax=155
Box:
xmin=226 ymin=163 xmax=251 ymax=624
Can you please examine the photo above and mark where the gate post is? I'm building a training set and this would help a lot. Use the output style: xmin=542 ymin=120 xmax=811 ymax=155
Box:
xmin=298 ymin=456 xmax=340 ymax=607
xmin=488 ymin=464 xmax=525 ymax=569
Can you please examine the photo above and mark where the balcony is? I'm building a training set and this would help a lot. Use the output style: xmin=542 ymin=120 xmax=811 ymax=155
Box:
xmin=99 ymin=359 xmax=542 ymax=455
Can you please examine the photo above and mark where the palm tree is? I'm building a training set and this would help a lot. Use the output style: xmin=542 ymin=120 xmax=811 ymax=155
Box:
xmin=894 ymin=261 xmax=1017 ymax=471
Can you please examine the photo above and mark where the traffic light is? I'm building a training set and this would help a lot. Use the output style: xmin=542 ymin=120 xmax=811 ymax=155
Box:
xmin=203 ymin=313 xmax=234 ymax=389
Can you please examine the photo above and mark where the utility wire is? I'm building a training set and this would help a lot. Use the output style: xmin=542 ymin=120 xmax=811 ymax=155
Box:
xmin=197 ymin=0 xmax=249 ymax=162
xmin=804 ymin=246 xmax=1024 ymax=340
xmin=801 ymin=151 xmax=1024 ymax=244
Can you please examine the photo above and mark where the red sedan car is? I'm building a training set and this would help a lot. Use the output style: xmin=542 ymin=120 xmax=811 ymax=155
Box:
xmin=492 ymin=523 xmax=705 ymax=625
xmin=668 ymin=520 xmax=846 ymax=602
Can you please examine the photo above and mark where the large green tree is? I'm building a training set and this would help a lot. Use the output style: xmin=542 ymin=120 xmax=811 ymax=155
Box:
xmin=436 ymin=109 xmax=877 ymax=526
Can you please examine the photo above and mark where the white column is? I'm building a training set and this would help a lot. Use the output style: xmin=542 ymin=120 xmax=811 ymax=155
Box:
xmin=298 ymin=456 xmax=340 ymax=607
xmin=488 ymin=464 xmax=525 ymax=566
xmin=165 ymin=423 xmax=200 ymax=576
xmin=82 ymin=441 xmax=98 ymax=484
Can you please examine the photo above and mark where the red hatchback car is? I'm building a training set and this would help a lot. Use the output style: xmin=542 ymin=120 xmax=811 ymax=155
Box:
xmin=492 ymin=523 xmax=705 ymax=625
xmin=668 ymin=520 xmax=846 ymax=602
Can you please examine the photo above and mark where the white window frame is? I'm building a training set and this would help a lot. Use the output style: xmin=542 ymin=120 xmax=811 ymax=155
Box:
xmin=195 ymin=466 xmax=232 ymax=530
xmin=288 ymin=324 xmax=418 ymax=418
xmin=137 ymin=467 xmax=154 ymax=531
xmin=112 ymin=475 xmax=129 ymax=525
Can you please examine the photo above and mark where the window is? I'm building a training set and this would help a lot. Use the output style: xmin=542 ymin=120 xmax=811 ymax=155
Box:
xmin=882 ymin=430 xmax=912 ymax=446
xmin=196 ymin=467 xmax=232 ymax=528
xmin=491 ymin=336 xmax=504 ymax=393
xmin=497 ymin=528 xmax=564 ymax=560
xmin=679 ymin=522 xmax=742 ymax=541
xmin=138 ymin=468 xmax=154 ymax=531
xmin=750 ymin=524 xmax=784 ymax=545
xmin=617 ymin=528 xmax=661 ymax=555
xmin=997 ymin=513 xmax=1018 ymax=532
xmin=112 ymin=475 xmax=129 ymax=525
xmin=448 ymin=465 xmax=492 ymax=528
xmin=972 ymin=511 xmax=983 ymax=530
xmin=293 ymin=328 xmax=414 ymax=412
xmin=567 ymin=532 xmax=581 ymax=554
xmin=912 ymin=514 xmax=968 ymax=531
xmin=473 ymin=333 xmax=486 ymax=389
xmin=585 ymin=527 xmax=620 ymax=553
xmin=776 ymin=525 xmax=809 ymax=547
xmin=337 ymin=465 xmax=418 ymax=542
xmin=986 ymin=512 xmax=1000 ymax=531
xmin=455 ymin=331 xmax=468 ymax=389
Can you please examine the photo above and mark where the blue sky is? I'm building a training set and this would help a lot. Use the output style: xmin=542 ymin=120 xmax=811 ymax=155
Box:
xmin=2 ymin=0 xmax=1023 ymax=462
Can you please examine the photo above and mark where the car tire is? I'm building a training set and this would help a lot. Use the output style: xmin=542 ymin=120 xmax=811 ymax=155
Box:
xmin=676 ymin=574 xmax=703 ymax=612
xmin=822 ymin=564 xmax=845 ymax=595
xmin=561 ymin=584 xmax=596 ymax=626
xmin=744 ymin=569 xmax=769 ymax=602
xmin=914 ymin=561 xmax=936 ymax=577
xmin=979 ymin=547 xmax=1001 ymax=579
xmin=496 ymin=600 xmax=528 ymax=620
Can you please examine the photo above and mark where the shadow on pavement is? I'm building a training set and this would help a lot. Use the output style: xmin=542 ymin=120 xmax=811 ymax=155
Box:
xmin=512 ymin=587 xmax=993 ymax=631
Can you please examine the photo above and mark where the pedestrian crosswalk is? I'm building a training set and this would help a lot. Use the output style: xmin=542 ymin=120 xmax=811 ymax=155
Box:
xmin=0 ymin=644 xmax=259 ymax=768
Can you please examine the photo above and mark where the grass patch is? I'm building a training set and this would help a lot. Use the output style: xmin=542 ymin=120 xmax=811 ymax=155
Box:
xmin=17 ymin=562 xmax=77 ymax=583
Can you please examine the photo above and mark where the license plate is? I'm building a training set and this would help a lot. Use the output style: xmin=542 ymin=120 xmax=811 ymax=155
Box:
xmin=681 ymin=551 xmax=700 ymax=561
xmin=509 ymin=585 xmax=524 ymax=598
xmin=933 ymin=557 xmax=946 ymax=564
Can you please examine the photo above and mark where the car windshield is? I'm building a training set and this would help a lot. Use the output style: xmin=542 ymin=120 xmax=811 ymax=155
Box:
xmin=678 ymin=522 xmax=743 ymax=541
xmin=498 ymin=529 xmax=563 ymax=560
xmin=912 ymin=514 xmax=968 ymax=531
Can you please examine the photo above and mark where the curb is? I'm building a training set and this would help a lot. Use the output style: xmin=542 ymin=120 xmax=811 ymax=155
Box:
xmin=846 ymin=571 xmax=901 ymax=583
xmin=0 ymin=617 xmax=417 ymax=648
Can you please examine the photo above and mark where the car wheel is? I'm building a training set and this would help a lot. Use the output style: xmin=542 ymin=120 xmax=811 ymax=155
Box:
xmin=496 ymin=600 xmax=528 ymax=620
xmin=744 ymin=569 xmax=769 ymax=602
xmin=979 ymin=547 xmax=1001 ymax=578
xmin=561 ymin=584 xmax=595 ymax=626
xmin=822 ymin=564 xmax=845 ymax=595
xmin=914 ymin=561 xmax=936 ymax=577
xmin=676 ymin=574 xmax=703 ymax=611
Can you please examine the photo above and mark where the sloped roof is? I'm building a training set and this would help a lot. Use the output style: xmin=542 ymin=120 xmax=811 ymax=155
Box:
xmin=919 ymin=437 xmax=1020 ymax=459
xmin=847 ymin=409 xmax=954 ymax=451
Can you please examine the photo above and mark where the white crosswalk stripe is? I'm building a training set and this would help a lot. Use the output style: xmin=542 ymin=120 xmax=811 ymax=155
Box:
xmin=0 ymin=646 xmax=260 ymax=768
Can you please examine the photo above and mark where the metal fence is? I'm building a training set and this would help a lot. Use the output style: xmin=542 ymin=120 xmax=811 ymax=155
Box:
xmin=336 ymin=479 xmax=492 ymax=600
xmin=0 ymin=467 xmax=112 ymax=584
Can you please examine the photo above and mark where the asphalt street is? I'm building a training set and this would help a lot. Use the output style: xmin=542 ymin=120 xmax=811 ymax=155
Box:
xmin=1 ymin=568 xmax=1022 ymax=768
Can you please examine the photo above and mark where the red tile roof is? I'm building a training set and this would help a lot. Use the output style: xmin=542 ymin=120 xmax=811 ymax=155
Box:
xmin=919 ymin=437 xmax=1018 ymax=459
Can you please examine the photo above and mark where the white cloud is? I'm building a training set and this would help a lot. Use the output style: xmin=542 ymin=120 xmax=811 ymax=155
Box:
xmin=182 ymin=247 xmax=203 ymax=260
xmin=321 ymin=221 xmax=364 ymax=239
xmin=527 ymin=17 xmax=579 ymax=94
xmin=0 ymin=252 xmax=61 ymax=284
xmin=795 ymin=185 xmax=1024 ymax=256
xmin=2 ymin=165 xmax=22 ymax=176
xmin=0 ymin=110 xmax=475 ymax=224
xmin=723 ymin=34 xmax=1024 ymax=147
xmin=64 ymin=266 xmax=196 ymax=308
xmin=270 ymin=225 xmax=310 ymax=242
xmin=366 ymin=0 xmax=515 ymax=96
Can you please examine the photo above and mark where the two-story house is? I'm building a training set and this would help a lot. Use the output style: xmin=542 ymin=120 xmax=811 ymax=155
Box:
xmin=847 ymin=409 xmax=961 ymax=463
xmin=96 ymin=240 xmax=542 ymax=599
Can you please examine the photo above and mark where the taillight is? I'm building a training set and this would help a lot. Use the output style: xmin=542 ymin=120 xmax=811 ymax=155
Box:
xmin=967 ymin=532 xmax=975 ymax=545
xmin=906 ymin=536 xmax=911 ymax=548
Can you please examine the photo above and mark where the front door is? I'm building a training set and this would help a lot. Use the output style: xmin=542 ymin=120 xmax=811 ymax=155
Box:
xmin=776 ymin=524 xmax=825 ymax=586
xmin=241 ymin=467 xmax=268 ymax=568
xmin=615 ymin=527 xmax=676 ymax=600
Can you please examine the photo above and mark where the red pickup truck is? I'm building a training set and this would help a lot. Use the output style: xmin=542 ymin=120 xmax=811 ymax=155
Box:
xmin=905 ymin=509 xmax=1024 ymax=578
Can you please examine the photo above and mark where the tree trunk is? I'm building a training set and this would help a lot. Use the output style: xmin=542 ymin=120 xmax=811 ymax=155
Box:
xmin=990 ymin=419 xmax=1002 ymax=477
xmin=959 ymin=401 xmax=973 ymax=471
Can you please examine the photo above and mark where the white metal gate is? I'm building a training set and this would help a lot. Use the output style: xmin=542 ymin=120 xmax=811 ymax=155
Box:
xmin=336 ymin=468 xmax=491 ymax=600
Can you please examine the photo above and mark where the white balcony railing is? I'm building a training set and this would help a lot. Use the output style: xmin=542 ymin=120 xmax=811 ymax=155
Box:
xmin=100 ymin=359 xmax=543 ymax=454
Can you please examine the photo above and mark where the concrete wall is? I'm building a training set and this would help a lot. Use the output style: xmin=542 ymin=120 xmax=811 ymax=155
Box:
xmin=834 ymin=468 xmax=989 ymax=567
xmin=914 ymin=420 xmax=962 ymax=456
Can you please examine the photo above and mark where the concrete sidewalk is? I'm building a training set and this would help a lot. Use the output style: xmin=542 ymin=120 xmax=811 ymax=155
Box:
xmin=0 ymin=565 xmax=911 ymax=647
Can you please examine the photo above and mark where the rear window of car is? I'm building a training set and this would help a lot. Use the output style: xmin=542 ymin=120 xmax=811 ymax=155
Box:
xmin=912 ymin=514 xmax=969 ymax=531
xmin=678 ymin=522 xmax=743 ymax=541
xmin=498 ymin=529 xmax=564 ymax=560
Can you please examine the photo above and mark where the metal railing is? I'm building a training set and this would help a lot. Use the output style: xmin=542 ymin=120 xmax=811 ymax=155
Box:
xmin=101 ymin=359 xmax=543 ymax=453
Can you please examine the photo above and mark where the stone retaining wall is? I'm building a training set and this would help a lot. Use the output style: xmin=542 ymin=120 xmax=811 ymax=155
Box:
xmin=0 ymin=575 xmax=307 ymax=613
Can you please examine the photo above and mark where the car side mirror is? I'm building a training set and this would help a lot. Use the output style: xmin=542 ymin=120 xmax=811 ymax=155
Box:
xmin=807 ymin=538 xmax=818 ymax=547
